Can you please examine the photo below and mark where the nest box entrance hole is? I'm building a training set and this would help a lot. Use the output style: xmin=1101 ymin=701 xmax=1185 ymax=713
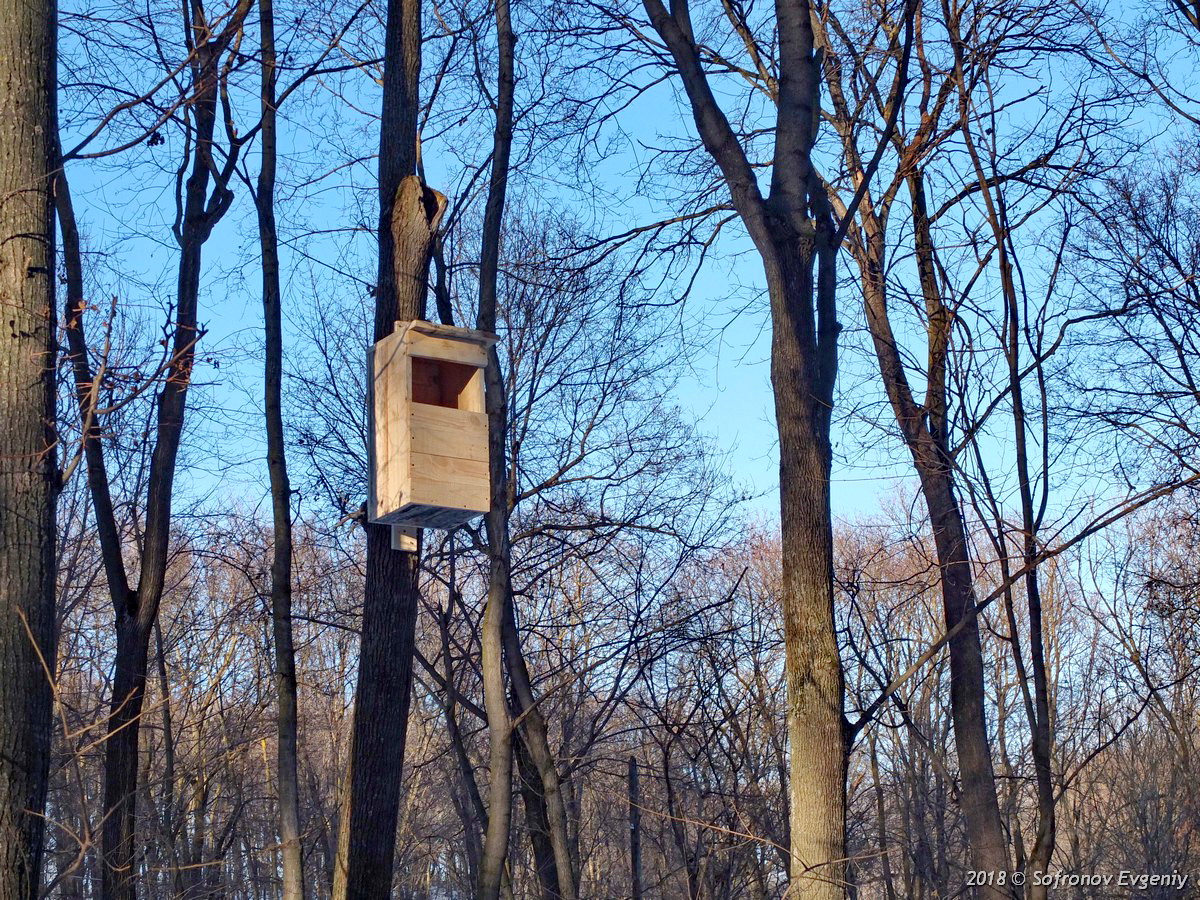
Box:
xmin=411 ymin=356 xmax=480 ymax=410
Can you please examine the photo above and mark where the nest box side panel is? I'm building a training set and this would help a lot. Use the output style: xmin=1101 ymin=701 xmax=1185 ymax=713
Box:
xmin=460 ymin=367 xmax=485 ymax=413
xmin=368 ymin=332 xmax=412 ymax=523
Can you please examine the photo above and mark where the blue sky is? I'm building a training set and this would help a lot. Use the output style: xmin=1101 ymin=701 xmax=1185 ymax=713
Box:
xmin=57 ymin=0 xmax=1191 ymax=546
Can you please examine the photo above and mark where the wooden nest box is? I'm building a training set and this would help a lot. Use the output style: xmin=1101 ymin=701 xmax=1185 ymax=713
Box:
xmin=368 ymin=320 xmax=498 ymax=529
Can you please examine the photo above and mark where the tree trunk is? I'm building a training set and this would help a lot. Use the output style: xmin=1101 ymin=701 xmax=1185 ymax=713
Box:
xmin=501 ymin=613 xmax=577 ymax=898
xmin=0 ymin=0 xmax=58 ymax=887
xmin=638 ymin=0 xmax=849 ymax=892
xmin=255 ymin=0 xmax=305 ymax=894
xmin=515 ymin=731 xmax=559 ymax=899
xmin=476 ymin=272 xmax=514 ymax=899
xmin=334 ymin=524 xmax=421 ymax=898
xmin=628 ymin=757 xmax=643 ymax=900
xmin=848 ymin=191 xmax=1012 ymax=895
xmin=918 ymin=467 xmax=1011 ymax=889
xmin=768 ymin=251 xmax=847 ymax=900
xmin=473 ymin=0 xmax=570 ymax=895
xmin=100 ymin=193 xmax=210 ymax=900
xmin=868 ymin=734 xmax=897 ymax=900
xmin=334 ymin=0 xmax=436 ymax=887
xmin=153 ymin=620 xmax=181 ymax=884
xmin=101 ymin=613 xmax=151 ymax=900
xmin=966 ymin=123 xmax=1056 ymax=900
xmin=55 ymin=4 xmax=250 ymax=891
xmin=477 ymin=522 xmax=513 ymax=900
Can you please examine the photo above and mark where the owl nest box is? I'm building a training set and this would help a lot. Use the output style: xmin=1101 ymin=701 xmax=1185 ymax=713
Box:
xmin=368 ymin=320 xmax=498 ymax=529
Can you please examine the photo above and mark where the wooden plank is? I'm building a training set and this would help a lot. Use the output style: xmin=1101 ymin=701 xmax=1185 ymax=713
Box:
xmin=390 ymin=525 xmax=419 ymax=551
xmin=399 ymin=319 xmax=499 ymax=347
xmin=404 ymin=331 xmax=488 ymax=368
xmin=410 ymin=452 xmax=489 ymax=485
xmin=459 ymin=367 xmax=485 ymax=413
xmin=369 ymin=331 xmax=411 ymax=522
xmin=367 ymin=345 xmax=379 ymax=519
xmin=409 ymin=452 xmax=489 ymax=512
xmin=410 ymin=406 xmax=488 ymax=461
xmin=385 ymin=502 xmax=478 ymax=529
xmin=373 ymin=328 xmax=407 ymax=369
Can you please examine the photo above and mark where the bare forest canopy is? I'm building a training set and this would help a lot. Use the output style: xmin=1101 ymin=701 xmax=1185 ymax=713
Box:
xmin=0 ymin=0 xmax=1197 ymax=897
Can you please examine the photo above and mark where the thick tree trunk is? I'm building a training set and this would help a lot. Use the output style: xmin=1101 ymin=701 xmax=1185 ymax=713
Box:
xmin=333 ymin=182 xmax=441 ymax=897
xmin=515 ymin=732 xmax=558 ymax=899
xmin=334 ymin=0 xmax=435 ymax=888
xmin=918 ymin=470 xmax=1011 ymax=888
xmin=637 ymin=3 xmax=848 ymax=893
xmin=0 ymin=0 xmax=58 ymax=887
xmin=334 ymin=525 xmax=420 ymax=898
xmin=768 ymin=257 xmax=847 ymax=900
xmin=256 ymin=0 xmax=305 ymax=892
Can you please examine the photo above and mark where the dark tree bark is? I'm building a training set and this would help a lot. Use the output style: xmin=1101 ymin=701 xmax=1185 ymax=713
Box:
xmin=332 ymin=0 xmax=442 ymax=890
xmin=0 ymin=0 xmax=58 ymax=887
xmin=515 ymin=731 xmax=558 ymax=900
xmin=254 ymin=0 xmax=305 ymax=892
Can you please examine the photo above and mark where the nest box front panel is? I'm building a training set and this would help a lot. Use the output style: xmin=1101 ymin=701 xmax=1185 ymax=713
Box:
xmin=406 ymin=402 xmax=489 ymax=516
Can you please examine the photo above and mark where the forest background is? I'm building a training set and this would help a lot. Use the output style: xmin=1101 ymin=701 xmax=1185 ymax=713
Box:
xmin=1 ymin=0 xmax=1198 ymax=895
